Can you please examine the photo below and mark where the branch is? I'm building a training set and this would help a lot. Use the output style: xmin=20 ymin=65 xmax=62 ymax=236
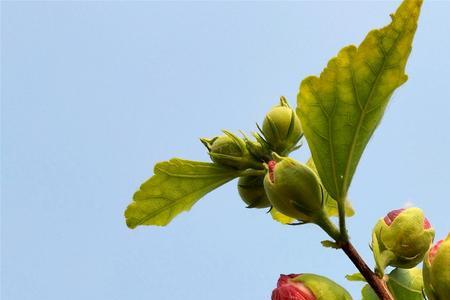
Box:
xmin=341 ymin=242 xmax=394 ymax=300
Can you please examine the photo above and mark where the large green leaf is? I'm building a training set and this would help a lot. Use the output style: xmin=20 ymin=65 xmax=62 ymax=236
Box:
xmin=387 ymin=268 xmax=424 ymax=300
xmin=125 ymin=158 xmax=239 ymax=228
xmin=361 ymin=268 xmax=424 ymax=300
xmin=297 ymin=0 xmax=422 ymax=200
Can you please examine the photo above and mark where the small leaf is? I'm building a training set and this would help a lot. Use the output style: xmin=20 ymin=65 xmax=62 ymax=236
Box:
xmin=321 ymin=240 xmax=340 ymax=249
xmin=297 ymin=0 xmax=423 ymax=200
xmin=270 ymin=207 xmax=296 ymax=225
xmin=306 ymin=158 xmax=355 ymax=217
xmin=345 ymin=273 xmax=366 ymax=282
xmin=125 ymin=158 xmax=239 ymax=228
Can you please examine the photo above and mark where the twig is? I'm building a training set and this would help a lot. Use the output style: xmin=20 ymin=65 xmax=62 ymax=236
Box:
xmin=341 ymin=242 xmax=394 ymax=300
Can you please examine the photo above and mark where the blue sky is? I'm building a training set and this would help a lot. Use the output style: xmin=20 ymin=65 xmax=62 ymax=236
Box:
xmin=2 ymin=1 xmax=450 ymax=299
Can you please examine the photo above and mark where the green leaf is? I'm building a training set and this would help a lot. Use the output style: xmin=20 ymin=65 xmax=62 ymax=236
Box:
xmin=361 ymin=268 xmax=424 ymax=300
xmin=270 ymin=207 xmax=296 ymax=225
xmin=306 ymin=158 xmax=355 ymax=217
xmin=125 ymin=158 xmax=239 ymax=228
xmin=297 ymin=0 xmax=423 ymax=200
xmin=321 ymin=240 xmax=340 ymax=249
xmin=345 ymin=272 xmax=366 ymax=282
xmin=387 ymin=268 xmax=424 ymax=300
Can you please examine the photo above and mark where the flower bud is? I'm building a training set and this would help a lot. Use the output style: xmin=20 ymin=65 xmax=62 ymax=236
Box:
xmin=201 ymin=131 xmax=263 ymax=170
xmin=263 ymin=156 xmax=325 ymax=222
xmin=372 ymin=207 xmax=435 ymax=271
xmin=423 ymin=233 xmax=450 ymax=300
xmin=272 ymin=274 xmax=315 ymax=300
xmin=237 ymin=176 xmax=271 ymax=209
xmin=272 ymin=273 xmax=352 ymax=300
xmin=261 ymin=96 xmax=303 ymax=155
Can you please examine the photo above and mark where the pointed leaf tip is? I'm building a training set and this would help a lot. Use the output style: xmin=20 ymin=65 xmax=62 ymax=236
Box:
xmin=124 ymin=158 xmax=239 ymax=228
xmin=297 ymin=0 xmax=423 ymax=200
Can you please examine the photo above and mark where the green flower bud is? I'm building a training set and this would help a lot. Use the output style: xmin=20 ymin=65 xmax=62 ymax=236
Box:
xmin=261 ymin=96 xmax=303 ymax=155
xmin=237 ymin=176 xmax=271 ymax=209
xmin=272 ymin=273 xmax=352 ymax=300
xmin=372 ymin=208 xmax=435 ymax=271
xmin=263 ymin=156 xmax=325 ymax=222
xmin=201 ymin=131 xmax=263 ymax=170
xmin=423 ymin=233 xmax=450 ymax=300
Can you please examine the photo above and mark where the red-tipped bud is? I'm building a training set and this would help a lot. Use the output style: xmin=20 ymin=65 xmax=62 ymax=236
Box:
xmin=423 ymin=234 xmax=450 ymax=300
xmin=271 ymin=273 xmax=352 ymax=300
xmin=383 ymin=208 xmax=431 ymax=229
xmin=272 ymin=274 xmax=315 ymax=300
xmin=263 ymin=157 xmax=325 ymax=222
xmin=373 ymin=207 xmax=435 ymax=270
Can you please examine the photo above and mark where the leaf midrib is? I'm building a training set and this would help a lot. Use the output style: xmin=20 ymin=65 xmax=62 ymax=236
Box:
xmin=156 ymin=164 xmax=237 ymax=179
xmin=340 ymin=29 xmax=404 ymax=198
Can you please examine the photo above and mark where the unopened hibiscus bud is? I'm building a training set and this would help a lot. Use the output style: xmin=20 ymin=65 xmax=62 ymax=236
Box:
xmin=272 ymin=274 xmax=315 ymax=300
xmin=261 ymin=96 xmax=303 ymax=155
xmin=372 ymin=207 xmax=435 ymax=271
xmin=263 ymin=156 xmax=328 ymax=224
xmin=201 ymin=131 xmax=263 ymax=170
xmin=423 ymin=233 xmax=450 ymax=300
xmin=237 ymin=175 xmax=271 ymax=209
xmin=272 ymin=273 xmax=352 ymax=300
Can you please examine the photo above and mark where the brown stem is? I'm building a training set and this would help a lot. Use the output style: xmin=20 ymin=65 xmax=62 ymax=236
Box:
xmin=341 ymin=242 xmax=393 ymax=300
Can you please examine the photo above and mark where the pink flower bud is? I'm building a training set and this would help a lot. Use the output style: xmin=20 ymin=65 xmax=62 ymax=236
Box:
xmin=383 ymin=208 xmax=431 ymax=229
xmin=423 ymin=234 xmax=450 ymax=300
xmin=271 ymin=274 xmax=316 ymax=300
xmin=373 ymin=207 xmax=435 ymax=270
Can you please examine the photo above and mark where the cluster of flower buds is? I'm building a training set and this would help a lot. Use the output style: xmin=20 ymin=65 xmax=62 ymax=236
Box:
xmin=272 ymin=273 xmax=351 ymax=300
xmin=260 ymin=96 xmax=303 ymax=156
xmin=202 ymin=97 xmax=304 ymax=210
xmin=372 ymin=207 xmax=435 ymax=272
xmin=423 ymin=233 xmax=450 ymax=300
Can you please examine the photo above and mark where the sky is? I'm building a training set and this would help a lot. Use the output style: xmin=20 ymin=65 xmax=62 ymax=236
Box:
xmin=2 ymin=1 xmax=450 ymax=299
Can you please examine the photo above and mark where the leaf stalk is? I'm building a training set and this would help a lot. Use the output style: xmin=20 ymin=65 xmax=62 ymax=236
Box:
xmin=337 ymin=196 xmax=349 ymax=242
